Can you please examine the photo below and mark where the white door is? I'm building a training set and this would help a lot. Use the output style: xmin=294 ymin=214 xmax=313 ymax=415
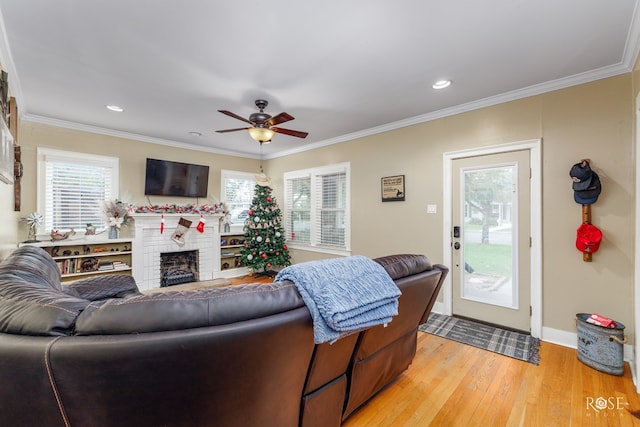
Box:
xmin=451 ymin=150 xmax=531 ymax=332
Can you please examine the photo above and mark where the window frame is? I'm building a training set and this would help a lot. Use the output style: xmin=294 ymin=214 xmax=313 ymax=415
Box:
xmin=220 ymin=169 xmax=256 ymax=230
xmin=37 ymin=147 xmax=119 ymax=233
xmin=284 ymin=162 xmax=351 ymax=256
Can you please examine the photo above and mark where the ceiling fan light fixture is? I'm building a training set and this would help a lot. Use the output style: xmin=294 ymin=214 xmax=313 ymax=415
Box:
xmin=217 ymin=99 xmax=306 ymax=141
xmin=248 ymin=127 xmax=275 ymax=143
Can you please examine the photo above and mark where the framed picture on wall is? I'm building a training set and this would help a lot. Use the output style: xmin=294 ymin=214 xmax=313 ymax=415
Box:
xmin=381 ymin=175 xmax=405 ymax=202
xmin=0 ymin=117 xmax=14 ymax=184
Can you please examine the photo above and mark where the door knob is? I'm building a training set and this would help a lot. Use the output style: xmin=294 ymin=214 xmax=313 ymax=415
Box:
xmin=454 ymin=242 xmax=461 ymax=250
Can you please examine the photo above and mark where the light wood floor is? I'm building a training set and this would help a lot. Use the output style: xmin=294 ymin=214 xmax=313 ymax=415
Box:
xmin=229 ymin=274 xmax=272 ymax=285
xmin=343 ymin=333 xmax=640 ymax=427
xmin=232 ymin=275 xmax=640 ymax=426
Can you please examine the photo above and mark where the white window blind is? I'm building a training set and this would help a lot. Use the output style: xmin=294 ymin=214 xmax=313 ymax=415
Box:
xmin=284 ymin=163 xmax=350 ymax=254
xmin=285 ymin=175 xmax=312 ymax=244
xmin=38 ymin=148 xmax=119 ymax=232
xmin=316 ymin=171 xmax=346 ymax=247
xmin=221 ymin=170 xmax=255 ymax=224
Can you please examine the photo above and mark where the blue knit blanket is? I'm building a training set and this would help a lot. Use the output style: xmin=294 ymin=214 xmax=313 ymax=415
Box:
xmin=275 ymin=256 xmax=401 ymax=344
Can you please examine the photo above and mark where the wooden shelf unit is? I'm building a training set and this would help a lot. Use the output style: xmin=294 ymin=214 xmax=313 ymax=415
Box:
xmin=21 ymin=237 xmax=133 ymax=283
xmin=219 ymin=232 xmax=245 ymax=271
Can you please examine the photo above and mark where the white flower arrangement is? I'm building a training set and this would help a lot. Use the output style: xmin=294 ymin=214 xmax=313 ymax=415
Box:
xmin=103 ymin=200 xmax=132 ymax=229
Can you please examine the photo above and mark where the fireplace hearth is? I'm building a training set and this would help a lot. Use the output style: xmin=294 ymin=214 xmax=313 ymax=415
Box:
xmin=160 ymin=250 xmax=199 ymax=287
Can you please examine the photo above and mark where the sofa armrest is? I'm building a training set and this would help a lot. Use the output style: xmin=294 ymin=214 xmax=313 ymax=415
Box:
xmin=64 ymin=274 xmax=141 ymax=301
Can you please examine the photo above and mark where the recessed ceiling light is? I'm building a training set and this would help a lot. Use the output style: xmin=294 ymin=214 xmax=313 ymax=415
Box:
xmin=432 ymin=80 xmax=452 ymax=90
xmin=106 ymin=105 xmax=124 ymax=112
xmin=188 ymin=131 xmax=202 ymax=137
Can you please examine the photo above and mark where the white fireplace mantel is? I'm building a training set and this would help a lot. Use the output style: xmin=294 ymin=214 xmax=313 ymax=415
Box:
xmin=130 ymin=213 xmax=224 ymax=291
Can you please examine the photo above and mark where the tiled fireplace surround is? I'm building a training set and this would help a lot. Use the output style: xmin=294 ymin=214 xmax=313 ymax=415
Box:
xmin=130 ymin=214 xmax=223 ymax=291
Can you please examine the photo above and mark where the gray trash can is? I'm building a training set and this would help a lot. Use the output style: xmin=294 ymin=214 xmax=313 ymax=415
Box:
xmin=576 ymin=313 xmax=627 ymax=375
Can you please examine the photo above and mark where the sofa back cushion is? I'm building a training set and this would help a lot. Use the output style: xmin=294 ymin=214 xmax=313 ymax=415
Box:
xmin=46 ymin=307 xmax=315 ymax=427
xmin=1 ymin=245 xmax=63 ymax=291
xmin=75 ymin=281 xmax=306 ymax=335
xmin=373 ymin=254 xmax=433 ymax=279
xmin=0 ymin=246 xmax=89 ymax=336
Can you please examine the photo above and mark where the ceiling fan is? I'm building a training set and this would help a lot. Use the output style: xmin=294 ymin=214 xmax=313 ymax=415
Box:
xmin=216 ymin=99 xmax=309 ymax=143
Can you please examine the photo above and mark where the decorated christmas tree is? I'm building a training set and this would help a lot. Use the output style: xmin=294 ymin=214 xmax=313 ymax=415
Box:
xmin=239 ymin=173 xmax=291 ymax=276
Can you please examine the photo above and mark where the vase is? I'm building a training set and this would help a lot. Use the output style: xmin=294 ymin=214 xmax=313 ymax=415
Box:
xmin=108 ymin=227 xmax=119 ymax=239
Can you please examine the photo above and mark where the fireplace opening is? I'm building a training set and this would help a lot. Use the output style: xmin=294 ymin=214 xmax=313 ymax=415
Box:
xmin=160 ymin=250 xmax=199 ymax=287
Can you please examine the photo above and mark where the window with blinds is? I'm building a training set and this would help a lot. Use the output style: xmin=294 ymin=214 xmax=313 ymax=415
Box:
xmin=284 ymin=163 xmax=350 ymax=254
xmin=221 ymin=170 xmax=255 ymax=224
xmin=38 ymin=148 xmax=119 ymax=232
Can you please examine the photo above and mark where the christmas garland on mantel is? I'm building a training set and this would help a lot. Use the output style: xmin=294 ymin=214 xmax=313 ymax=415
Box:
xmin=129 ymin=203 xmax=224 ymax=244
xmin=131 ymin=203 xmax=224 ymax=215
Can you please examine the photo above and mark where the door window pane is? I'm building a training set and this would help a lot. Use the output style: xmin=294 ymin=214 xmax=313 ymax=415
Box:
xmin=461 ymin=165 xmax=517 ymax=308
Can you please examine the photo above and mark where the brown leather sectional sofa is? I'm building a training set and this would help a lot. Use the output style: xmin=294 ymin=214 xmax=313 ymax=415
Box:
xmin=0 ymin=246 xmax=447 ymax=427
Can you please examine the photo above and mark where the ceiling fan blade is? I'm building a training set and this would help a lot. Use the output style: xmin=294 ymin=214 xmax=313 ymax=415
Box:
xmin=216 ymin=127 xmax=250 ymax=133
xmin=218 ymin=110 xmax=253 ymax=125
xmin=267 ymin=112 xmax=294 ymax=127
xmin=272 ymin=127 xmax=309 ymax=139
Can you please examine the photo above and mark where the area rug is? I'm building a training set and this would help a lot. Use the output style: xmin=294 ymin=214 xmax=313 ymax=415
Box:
xmin=419 ymin=313 xmax=540 ymax=365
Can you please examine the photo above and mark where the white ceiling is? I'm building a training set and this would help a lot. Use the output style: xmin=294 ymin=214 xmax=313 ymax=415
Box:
xmin=0 ymin=0 xmax=638 ymax=159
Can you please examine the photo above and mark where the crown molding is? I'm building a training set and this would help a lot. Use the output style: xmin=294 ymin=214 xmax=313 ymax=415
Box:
xmin=22 ymin=113 xmax=261 ymax=159
xmin=21 ymin=58 xmax=634 ymax=162
xmin=267 ymin=61 xmax=632 ymax=159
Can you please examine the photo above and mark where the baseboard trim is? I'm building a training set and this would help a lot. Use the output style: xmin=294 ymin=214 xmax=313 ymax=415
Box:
xmin=541 ymin=326 xmax=577 ymax=349
xmin=542 ymin=326 xmax=633 ymax=361
xmin=432 ymin=301 xmax=446 ymax=316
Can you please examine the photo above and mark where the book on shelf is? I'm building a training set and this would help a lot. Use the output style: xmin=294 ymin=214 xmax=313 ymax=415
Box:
xmin=112 ymin=261 xmax=130 ymax=270
xmin=98 ymin=261 xmax=114 ymax=271
xmin=54 ymin=259 xmax=84 ymax=275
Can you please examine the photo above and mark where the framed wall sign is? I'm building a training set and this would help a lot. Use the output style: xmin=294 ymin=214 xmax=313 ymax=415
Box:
xmin=0 ymin=117 xmax=14 ymax=184
xmin=381 ymin=175 xmax=405 ymax=202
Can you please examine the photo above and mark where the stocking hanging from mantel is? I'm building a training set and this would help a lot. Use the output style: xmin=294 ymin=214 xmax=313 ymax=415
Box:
xmin=196 ymin=215 xmax=206 ymax=233
xmin=171 ymin=217 xmax=192 ymax=246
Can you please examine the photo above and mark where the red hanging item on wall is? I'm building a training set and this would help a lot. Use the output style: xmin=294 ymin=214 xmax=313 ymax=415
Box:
xmin=576 ymin=223 xmax=602 ymax=254
xmin=196 ymin=215 xmax=206 ymax=233
xmin=160 ymin=214 xmax=165 ymax=234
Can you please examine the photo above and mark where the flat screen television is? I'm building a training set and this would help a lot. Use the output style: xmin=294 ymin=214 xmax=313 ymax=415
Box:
xmin=144 ymin=158 xmax=209 ymax=198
